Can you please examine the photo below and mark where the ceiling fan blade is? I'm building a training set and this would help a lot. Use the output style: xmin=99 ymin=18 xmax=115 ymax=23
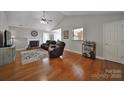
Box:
xmin=41 ymin=17 xmax=47 ymax=21
xmin=40 ymin=11 xmax=53 ymax=24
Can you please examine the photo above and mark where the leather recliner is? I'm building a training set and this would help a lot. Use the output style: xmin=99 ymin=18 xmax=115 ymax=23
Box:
xmin=49 ymin=41 xmax=65 ymax=58
xmin=41 ymin=40 xmax=56 ymax=50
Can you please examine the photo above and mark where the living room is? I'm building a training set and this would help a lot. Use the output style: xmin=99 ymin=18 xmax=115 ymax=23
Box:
xmin=0 ymin=11 xmax=124 ymax=81
xmin=1 ymin=0 xmax=124 ymax=92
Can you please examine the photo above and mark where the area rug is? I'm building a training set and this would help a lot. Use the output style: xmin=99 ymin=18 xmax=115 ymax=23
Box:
xmin=21 ymin=49 xmax=49 ymax=64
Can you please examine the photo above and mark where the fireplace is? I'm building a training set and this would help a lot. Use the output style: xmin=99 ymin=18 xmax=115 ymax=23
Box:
xmin=28 ymin=40 xmax=39 ymax=48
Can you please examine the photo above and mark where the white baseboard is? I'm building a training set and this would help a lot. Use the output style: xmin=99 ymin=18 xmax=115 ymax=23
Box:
xmin=65 ymin=49 xmax=82 ymax=54
xmin=16 ymin=48 xmax=26 ymax=51
xmin=65 ymin=48 xmax=104 ymax=60
xmin=96 ymin=56 xmax=105 ymax=60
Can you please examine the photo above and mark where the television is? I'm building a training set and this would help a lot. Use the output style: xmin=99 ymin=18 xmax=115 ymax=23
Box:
xmin=0 ymin=31 xmax=3 ymax=47
xmin=4 ymin=30 xmax=12 ymax=47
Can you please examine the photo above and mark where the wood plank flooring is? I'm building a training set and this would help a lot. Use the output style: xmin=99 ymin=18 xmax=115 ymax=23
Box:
xmin=0 ymin=50 xmax=124 ymax=81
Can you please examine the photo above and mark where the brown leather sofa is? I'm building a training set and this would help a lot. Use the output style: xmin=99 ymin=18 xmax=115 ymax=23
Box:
xmin=41 ymin=40 xmax=56 ymax=50
xmin=41 ymin=40 xmax=65 ymax=58
xmin=49 ymin=41 xmax=65 ymax=58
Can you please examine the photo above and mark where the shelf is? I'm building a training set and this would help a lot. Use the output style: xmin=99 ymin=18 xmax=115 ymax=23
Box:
xmin=82 ymin=41 xmax=96 ymax=59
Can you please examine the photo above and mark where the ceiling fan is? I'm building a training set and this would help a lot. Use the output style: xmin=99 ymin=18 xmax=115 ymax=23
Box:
xmin=40 ymin=11 xmax=52 ymax=24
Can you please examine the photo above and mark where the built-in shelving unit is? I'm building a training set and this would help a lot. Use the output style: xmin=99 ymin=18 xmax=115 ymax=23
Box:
xmin=82 ymin=41 xmax=96 ymax=59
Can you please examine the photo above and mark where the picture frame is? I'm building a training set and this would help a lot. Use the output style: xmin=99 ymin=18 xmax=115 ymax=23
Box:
xmin=63 ymin=30 xmax=69 ymax=39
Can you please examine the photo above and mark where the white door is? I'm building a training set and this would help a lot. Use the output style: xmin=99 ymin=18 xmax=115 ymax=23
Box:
xmin=120 ymin=21 xmax=124 ymax=64
xmin=103 ymin=21 xmax=122 ymax=63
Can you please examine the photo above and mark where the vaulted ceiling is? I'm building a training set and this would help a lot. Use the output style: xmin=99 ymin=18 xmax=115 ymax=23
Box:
xmin=5 ymin=11 xmax=124 ymax=31
xmin=6 ymin=11 xmax=65 ymax=31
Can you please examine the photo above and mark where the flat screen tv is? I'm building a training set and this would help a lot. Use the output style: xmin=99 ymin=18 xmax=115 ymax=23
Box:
xmin=4 ymin=30 xmax=12 ymax=47
xmin=0 ymin=31 xmax=3 ymax=47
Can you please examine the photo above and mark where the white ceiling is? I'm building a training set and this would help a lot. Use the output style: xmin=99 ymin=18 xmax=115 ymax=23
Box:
xmin=6 ymin=11 xmax=65 ymax=31
xmin=5 ymin=11 xmax=124 ymax=31
xmin=60 ymin=11 xmax=124 ymax=16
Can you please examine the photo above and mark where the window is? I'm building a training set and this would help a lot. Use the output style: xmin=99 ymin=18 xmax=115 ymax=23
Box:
xmin=43 ymin=32 xmax=50 ymax=43
xmin=73 ymin=27 xmax=83 ymax=40
xmin=53 ymin=28 xmax=61 ymax=41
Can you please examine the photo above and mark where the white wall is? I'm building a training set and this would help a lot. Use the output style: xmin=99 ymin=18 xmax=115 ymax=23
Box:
xmin=55 ymin=13 xmax=124 ymax=57
xmin=0 ymin=11 xmax=8 ymax=32
xmin=0 ymin=12 xmax=9 ymax=47
xmin=9 ymin=26 xmax=45 ymax=50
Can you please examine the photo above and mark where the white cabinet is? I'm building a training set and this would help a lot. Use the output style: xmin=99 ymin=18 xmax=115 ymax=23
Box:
xmin=103 ymin=20 xmax=124 ymax=64
xmin=0 ymin=46 xmax=16 ymax=65
xmin=0 ymin=49 xmax=3 ymax=65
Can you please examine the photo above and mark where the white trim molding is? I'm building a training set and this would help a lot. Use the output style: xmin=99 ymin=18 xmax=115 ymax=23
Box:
xmin=16 ymin=48 xmax=26 ymax=51
xmin=65 ymin=48 xmax=104 ymax=60
xmin=64 ymin=49 xmax=82 ymax=54
xmin=96 ymin=56 xmax=105 ymax=60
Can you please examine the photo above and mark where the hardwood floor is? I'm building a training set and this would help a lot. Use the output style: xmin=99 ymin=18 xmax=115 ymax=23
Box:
xmin=0 ymin=50 xmax=124 ymax=81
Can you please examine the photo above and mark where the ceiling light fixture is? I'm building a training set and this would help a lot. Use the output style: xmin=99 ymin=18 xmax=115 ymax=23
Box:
xmin=40 ymin=11 xmax=52 ymax=24
xmin=40 ymin=20 xmax=48 ymax=24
